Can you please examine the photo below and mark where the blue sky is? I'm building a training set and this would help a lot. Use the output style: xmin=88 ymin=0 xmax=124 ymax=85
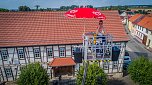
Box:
xmin=0 ymin=0 xmax=152 ymax=9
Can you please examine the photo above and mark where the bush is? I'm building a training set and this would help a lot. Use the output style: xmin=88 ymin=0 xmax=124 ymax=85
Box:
xmin=17 ymin=62 xmax=49 ymax=85
xmin=76 ymin=62 xmax=107 ymax=85
xmin=128 ymin=57 xmax=152 ymax=85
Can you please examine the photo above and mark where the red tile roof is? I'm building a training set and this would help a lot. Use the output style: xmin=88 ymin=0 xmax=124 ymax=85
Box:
xmin=137 ymin=17 xmax=152 ymax=30
xmin=49 ymin=57 xmax=76 ymax=67
xmin=0 ymin=11 xmax=129 ymax=47
xmin=129 ymin=14 xmax=143 ymax=22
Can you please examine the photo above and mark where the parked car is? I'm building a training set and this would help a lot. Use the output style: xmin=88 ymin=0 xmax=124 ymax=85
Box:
xmin=123 ymin=51 xmax=131 ymax=70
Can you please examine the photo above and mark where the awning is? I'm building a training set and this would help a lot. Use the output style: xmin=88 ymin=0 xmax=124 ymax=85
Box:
xmin=48 ymin=57 xmax=76 ymax=67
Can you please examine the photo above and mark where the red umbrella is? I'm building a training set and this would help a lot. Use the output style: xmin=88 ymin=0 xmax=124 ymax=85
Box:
xmin=65 ymin=8 xmax=106 ymax=20
xmin=65 ymin=7 xmax=106 ymax=37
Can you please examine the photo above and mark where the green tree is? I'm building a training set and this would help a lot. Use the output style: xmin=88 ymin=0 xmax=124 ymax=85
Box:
xmin=86 ymin=5 xmax=93 ymax=8
xmin=46 ymin=8 xmax=52 ymax=11
xmin=71 ymin=5 xmax=79 ymax=9
xmin=0 ymin=8 xmax=9 ymax=12
xmin=77 ymin=62 xmax=107 ymax=85
xmin=60 ymin=6 xmax=66 ymax=11
xmin=80 ymin=5 xmax=84 ymax=8
xmin=17 ymin=62 xmax=49 ymax=85
xmin=128 ymin=57 xmax=152 ymax=85
xmin=35 ymin=5 xmax=40 ymax=11
xmin=18 ymin=6 xmax=31 ymax=11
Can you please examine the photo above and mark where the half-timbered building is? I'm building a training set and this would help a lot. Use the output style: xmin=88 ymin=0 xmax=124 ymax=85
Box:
xmin=0 ymin=11 xmax=129 ymax=81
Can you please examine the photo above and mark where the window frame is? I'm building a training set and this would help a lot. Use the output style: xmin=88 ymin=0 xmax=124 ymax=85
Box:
xmin=17 ymin=49 xmax=25 ymax=59
xmin=103 ymin=62 xmax=109 ymax=70
xmin=1 ymin=49 xmax=9 ymax=61
xmin=72 ymin=47 xmax=75 ymax=57
xmin=59 ymin=47 xmax=65 ymax=57
xmin=20 ymin=65 xmax=26 ymax=71
xmin=33 ymin=48 xmax=41 ymax=58
xmin=46 ymin=48 xmax=53 ymax=58
xmin=4 ymin=68 xmax=12 ymax=78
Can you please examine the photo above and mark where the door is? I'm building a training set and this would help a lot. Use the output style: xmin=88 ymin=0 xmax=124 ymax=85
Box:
xmin=142 ymin=35 xmax=147 ymax=45
xmin=53 ymin=66 xmax=73 ymax=77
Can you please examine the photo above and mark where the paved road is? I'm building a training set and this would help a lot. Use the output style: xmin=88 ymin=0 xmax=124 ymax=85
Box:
xmin=124 ymin=25 xmax=152 ymax=60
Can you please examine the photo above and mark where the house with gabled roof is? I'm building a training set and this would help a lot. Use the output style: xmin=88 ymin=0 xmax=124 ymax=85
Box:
xmin=120 ymin=11 xmax=135 ymax=25
xmin=0 ymin=11 xmax=129 ymax=81
xmin=136 ymin=15 xmax=152 ymax=47
xmin=128 ymin=14 xmax=144 ymax=35
xmin=128 ymin=13 xmax=152 ymax=50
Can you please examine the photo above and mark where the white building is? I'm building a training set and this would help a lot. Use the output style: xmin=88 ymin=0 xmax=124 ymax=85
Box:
xmin=135 ymin=16 xmax=152 ymax=45
xmin=0 ymin=11 xmax=129 ymax=82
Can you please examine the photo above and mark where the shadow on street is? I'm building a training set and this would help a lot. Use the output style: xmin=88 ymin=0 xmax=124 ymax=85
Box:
xmin=127 ymin=50 xmax=149 ymax=59
xmin=108 ymin=79 xmax=127 ymax=85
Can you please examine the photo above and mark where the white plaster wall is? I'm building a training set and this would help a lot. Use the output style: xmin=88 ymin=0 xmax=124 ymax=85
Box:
xmin=66 ymin=45 xmax=71 ymax=57
xmin=146 ymin=30 xmax=152 ymax=48
xmin=53 ymin=46 xmax=59 ymax=57
xmin=0 ymin=45 xmax=74 ymax=81
xmin=28 ymin=47 xmax=34 ymax=62
xmin=136 ymin=25 xmax=148 ymax=40
xmin=0 ymin=43 xmax=125 ymax=81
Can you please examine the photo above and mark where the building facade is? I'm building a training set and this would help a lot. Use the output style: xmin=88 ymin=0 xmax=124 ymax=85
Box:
xmin=146 ymin=30 xmax=152 ymax=49
xmin=0 ymin=42 xmax=127 ymax=81
xmin=135 ymin=25 xmax=148 ymax=44
xmin=128 ymin=13 xmax=152 ymax=50
xmin=0 ymin=11 xmax=129 ymax=81
xmin=128 ymin=14 xmax=143 ymax=36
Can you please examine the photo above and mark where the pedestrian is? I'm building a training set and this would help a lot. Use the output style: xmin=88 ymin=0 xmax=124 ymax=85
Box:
xmin=96 ymin=20 xmax=105 ymax=35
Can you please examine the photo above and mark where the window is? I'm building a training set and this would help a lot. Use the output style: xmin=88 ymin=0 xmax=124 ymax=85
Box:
xmin=1 ymin=50 xmax=8 ymax=60
xmin=33 ymin=48 xmax=41 ymax=58
xmin=103 ymin=62 xmax=109 ymax=70
xmin=20 ymin=65 xmax=26 ymax=71
xmin=59 ymin=47 xmax=65 ymax=57
xmin=17 ymin=49 xmax=24 ymax=59
xmin=46 ymin=48 xmax=53 ymax=58
xmin=113 ymin=61 xmax=118 ymax=69
xmin=72 ymin=47 xmax=75 ymax=57
xmin=4 ymin=68 xmax=12 ymax=77
xmin=142 ymin=28 xmax=143 ymax=31
xmin=146 ymin=29 xmax=148 ymax=34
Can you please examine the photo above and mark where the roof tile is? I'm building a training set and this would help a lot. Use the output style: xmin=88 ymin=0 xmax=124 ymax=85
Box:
xmin=0 ymin=11 xmax=129 ymax=47
xmin=49 ymin=57 xmax=76 ymax=67
xmin=129 ymin=14 xmax=143 ymax=22
xmin=137 ymin=16 xmax=152 ymax=30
